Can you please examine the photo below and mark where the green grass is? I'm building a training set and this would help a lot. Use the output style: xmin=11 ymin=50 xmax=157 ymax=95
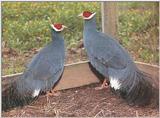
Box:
xmin=118 ymin=2 xmax=156 ymax=8
xmin=118 ymin=2 xmax=159 ymax=64
xmin=2 ymin=2 xmax=101 ymax=52
xmin=118 ymin=9 xmax=152 ymax=46
xmin=2 ymin=2 xmax=159 ymax=75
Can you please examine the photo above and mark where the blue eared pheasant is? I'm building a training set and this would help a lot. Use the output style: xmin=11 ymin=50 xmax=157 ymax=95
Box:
xmin=78 ymin=11 xmax=158 ymax=106
xmin=3 ymin=23 xmax=67 ymax=110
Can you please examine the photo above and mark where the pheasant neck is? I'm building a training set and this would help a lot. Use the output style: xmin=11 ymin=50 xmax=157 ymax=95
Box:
xmin=51 ymin=30 xmax=62 ymax=41
xmin=84 ymin=16 xmax=97 ymax=31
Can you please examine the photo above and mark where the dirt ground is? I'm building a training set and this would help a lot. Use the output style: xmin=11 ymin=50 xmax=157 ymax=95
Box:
xmin=2 ymin=40 xmax=159 ymax=117
xmin=2 ymin=83 xmax=159 ymax=117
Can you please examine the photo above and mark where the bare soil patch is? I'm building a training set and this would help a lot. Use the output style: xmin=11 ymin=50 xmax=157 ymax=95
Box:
xmin=2 ymin=83 xmax=159 ymax=117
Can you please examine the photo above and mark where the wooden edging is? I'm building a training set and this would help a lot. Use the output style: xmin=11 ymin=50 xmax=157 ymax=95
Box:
xmin=2 ymin=61 xmax=159 ymax=92
xmin=2 ymin=61 xmax=89 ymax=78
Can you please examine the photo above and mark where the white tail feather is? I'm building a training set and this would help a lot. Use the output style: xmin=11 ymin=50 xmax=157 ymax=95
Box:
xmin=110 ymin=78 xmax=121 ymax=90
xmin=32 ymin=89 xmax=40 ymax=97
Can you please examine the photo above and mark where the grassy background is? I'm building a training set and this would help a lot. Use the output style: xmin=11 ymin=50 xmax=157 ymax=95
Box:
xmin=2 ymin=2 xmax=159 ymax=75
xmin=2 ymin=2 xmax=101 ymax=51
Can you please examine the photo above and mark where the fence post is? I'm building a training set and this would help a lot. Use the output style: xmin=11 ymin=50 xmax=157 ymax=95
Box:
xmin=101 ymin=2 xmax=118 ymax=39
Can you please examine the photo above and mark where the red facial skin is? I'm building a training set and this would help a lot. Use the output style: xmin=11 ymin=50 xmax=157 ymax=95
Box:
xmin=53 ymin=23 xmax=63 ymax=30
xmin=83 ymin=11 xmax=93 ymax=18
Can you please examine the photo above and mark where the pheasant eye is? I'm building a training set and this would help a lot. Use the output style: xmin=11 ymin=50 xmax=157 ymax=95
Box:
xmin=83 ymin=11 xmax=92 ymax=17
xmin=54 ymin=23 xmax=62 ymax=30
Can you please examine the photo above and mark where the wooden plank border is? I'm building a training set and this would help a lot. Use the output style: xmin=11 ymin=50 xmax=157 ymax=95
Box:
xmin=2 ymin=61 xmax=159 ymax=92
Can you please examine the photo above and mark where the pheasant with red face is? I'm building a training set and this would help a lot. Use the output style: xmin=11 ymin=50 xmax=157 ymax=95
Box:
xmin=3 ymin=23 xmax=67 ymax=110
xmin=78 ymin=11 xmax=157 ymax=106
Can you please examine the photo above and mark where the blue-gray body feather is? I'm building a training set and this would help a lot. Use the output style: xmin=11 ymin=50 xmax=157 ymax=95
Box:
xmin=83 ymin=17 xmax=133 ymax=78
xmin=2 ymin=29 xmax=65 ymax=110
xmin=17 ymin=30 xmax=65 ymax=96
xmin=83 ymin=16 xmax=155 ymax=106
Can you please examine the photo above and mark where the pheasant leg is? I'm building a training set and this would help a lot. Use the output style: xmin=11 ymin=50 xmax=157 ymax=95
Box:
xmin=95 ymin=79 xmax=109 ymax=90
xmin=46 ymin=89 xmax=61 ymax=97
